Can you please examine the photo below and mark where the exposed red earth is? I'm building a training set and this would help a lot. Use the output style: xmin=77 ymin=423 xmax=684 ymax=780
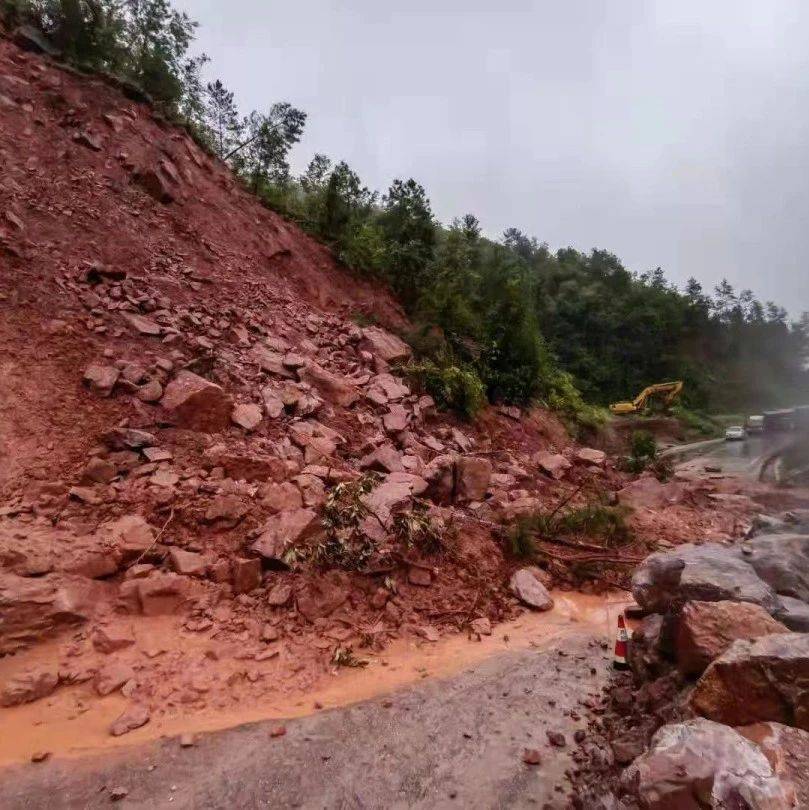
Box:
xmin=0 ymin=33 xmax=767 ymax=770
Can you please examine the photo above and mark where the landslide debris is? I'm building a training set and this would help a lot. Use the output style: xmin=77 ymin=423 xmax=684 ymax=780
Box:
xmin=0 ymin=33 xmax=766 ymax=744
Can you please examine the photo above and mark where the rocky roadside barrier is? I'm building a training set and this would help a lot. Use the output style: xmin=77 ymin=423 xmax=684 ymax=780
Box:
xmin=572 ymin=508 xmax=809 ymax=809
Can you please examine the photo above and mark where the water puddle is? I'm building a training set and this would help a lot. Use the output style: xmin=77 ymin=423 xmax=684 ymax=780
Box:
xmin=0 ymin=590 xmax=630 ymax=765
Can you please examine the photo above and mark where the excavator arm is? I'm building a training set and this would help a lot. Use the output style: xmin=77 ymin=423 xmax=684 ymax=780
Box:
xmin=610 ymin=381 xmax=683 ymax=415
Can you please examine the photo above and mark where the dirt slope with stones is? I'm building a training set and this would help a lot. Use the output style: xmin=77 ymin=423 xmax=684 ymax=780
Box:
xmin=0 ymin=32 xmax=764 ymax=750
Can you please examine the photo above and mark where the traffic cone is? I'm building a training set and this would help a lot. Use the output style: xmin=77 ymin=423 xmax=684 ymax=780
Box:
xmin=613 ymin=613 xmax=629 ymax=670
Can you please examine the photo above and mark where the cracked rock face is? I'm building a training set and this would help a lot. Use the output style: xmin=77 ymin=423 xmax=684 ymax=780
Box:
xmin=689 ymin=632 xmax=809 ymax=730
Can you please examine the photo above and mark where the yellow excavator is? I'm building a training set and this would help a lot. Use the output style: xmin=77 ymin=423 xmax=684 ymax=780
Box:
xmin=609 ymin=381 xmax=684 ymax=415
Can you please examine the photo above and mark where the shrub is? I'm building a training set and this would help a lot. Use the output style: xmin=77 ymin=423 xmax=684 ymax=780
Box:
xmin=392 ymin=501 xmax=443 ymax=555
xmin=509 ymin=501 xmax=633 ymax=554
xmin=630 ymin=430 xmax=657 ymax=460
xmin=404 ymin=361 xmax=486 ymax=420
xmin=315 ymin=473 xmax=380 ymax=570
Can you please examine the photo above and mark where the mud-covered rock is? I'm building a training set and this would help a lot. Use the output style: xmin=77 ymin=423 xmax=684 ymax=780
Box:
xmin=299 ymin=362 xmax=359 ymax=407
xmin=675 ymin=600 xmax=788 ymax=676
xmin=455 ymin=456 xmax=492 ymax=502
xmin=627 ymin=613 xmax=668 ymax=681
xmin=359 ymin=326 xmax=411 ymax=364
xmin=160 ymin=370 xmax=233 ymax=432
xmin=296 ymin=573 xmax=349 ymax=622
xmin=0 ymin=572 xmax=103 ymax=654
xmin=251 ymin=508 xmax=320 ymax=565
xmin=690 ymin=633 xmax=809 ymax=729
xmin=618 ymin=476 xmax=685 ymax=510
xmin=509 ymin=568 xmax=554 ymax=611
xmin=231 ymin=557 xmax=262 ymax=594
xmin=0 ymin=669 xmax=59 ymax=707
xmin=109 ymin=703 xmax=150 ymax=736
xmin=82 ymin=364 xmax=119 ymax=397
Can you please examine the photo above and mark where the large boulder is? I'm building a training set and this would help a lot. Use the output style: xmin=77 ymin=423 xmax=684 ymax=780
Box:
xmin=622 ymin=718 xmax=793 ymax=809
xmin=737 ymin=722 xmax=809 ymax=808
xmin=359 ymin=326 xmax=411 ymax=364
xmin=777 ymin=596 xmax=809 ymax=632
xmin=690 ymin=633 xmax=809 ymax=729
xmin=676 ymin=600 xmax=789 ymax=676
xmin=161 ymin=370 xmax=232 ymax=432
xmin=746 ymin=533 xmax=809 ymax=602
xmin=631 ymin=543 xmax=781 ymax=616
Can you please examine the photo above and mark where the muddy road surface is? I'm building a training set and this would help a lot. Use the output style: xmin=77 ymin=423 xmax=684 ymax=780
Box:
xmin=0 ymin=597 xmax=626 ymax=809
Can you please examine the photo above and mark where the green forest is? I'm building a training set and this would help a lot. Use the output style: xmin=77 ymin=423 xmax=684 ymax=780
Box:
xmin=5 ymin=0 xmax=809 ymax=424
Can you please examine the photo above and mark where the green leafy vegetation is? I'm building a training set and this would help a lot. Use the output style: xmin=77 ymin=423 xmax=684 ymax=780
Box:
xmin=314 ymin=475 xmax=443 ymax=569
xmin=671 ymin=406 xmax=723 ymax=438
xmin=8 ymin=0 xmax=808 ymax=422
xmin=315 ymin=473 xmax=380 ymax=570
xmin=617 ymin=431 xmax=673 ymax=480
xmin=403 ymin=362 xmax=486 ymax=420
xmin=509 ymin=500 xmax=633 ymax=558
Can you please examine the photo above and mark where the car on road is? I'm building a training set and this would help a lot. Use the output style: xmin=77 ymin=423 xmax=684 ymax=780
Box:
xmin=725 ymin=425 xmax=746 ymax=441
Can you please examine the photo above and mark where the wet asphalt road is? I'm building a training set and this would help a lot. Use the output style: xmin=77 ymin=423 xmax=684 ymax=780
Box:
xmin=0 ymin=633 xmax=612 ymax=810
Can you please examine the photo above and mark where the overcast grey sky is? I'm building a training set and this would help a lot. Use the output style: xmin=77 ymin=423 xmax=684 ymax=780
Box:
xmin=176 ymin=1 xmax=809 ymax=314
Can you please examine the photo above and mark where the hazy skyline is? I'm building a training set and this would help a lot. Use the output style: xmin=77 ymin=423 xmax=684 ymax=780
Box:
xmin=177 ymin=1 xmax=809 ymax=315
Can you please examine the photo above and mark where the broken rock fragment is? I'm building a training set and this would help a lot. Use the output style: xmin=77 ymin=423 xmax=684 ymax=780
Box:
xmin=675 ymin=600 xmax=788 ymax=675
xmin=109 ymin=703 xmax=150 ymax=736
xmin=359 ymin=326 xmax=411 ymax=364
xmin=121 ymin=312 xmax=162 ymax=336
xmin=533 ymin=451 xmax=571 ymax=480
xmin=509 ymin=568 xmax=554 ymax=611
xmin=83 ymin=364 xmax=119 ymax=397
xmin=231 ymin=402 xmax=263 ymax=431
xmin=169 ymin=548 xmax=207 ymax=577
xmin=161 ymin=370 xmax=233 ymax=432
xmin=0 ymin=669 xmax=59 ymax=707
xmin=251 ymin=508 xmax=320 ymax=565
xmin=231 ymin=557 xmax=262 ymax=594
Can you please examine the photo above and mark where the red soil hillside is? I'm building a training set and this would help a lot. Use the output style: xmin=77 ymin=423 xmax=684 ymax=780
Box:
xmin=0 ymin=35 xmax=758 ymax=734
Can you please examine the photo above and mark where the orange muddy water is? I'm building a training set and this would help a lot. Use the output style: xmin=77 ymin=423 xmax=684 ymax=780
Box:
xmin=0 ymin=591 xmax=630 ymax=765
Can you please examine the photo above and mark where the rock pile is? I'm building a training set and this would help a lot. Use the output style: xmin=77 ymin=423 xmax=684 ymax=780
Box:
xmin=602 ymin=513 xmax=809 ymax=807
